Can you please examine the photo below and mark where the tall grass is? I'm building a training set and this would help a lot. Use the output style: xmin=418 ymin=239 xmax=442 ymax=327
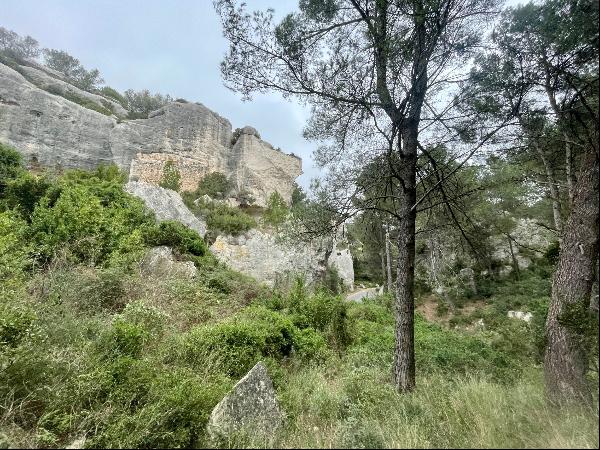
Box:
xmin=236 ymin=367 xmax=599 ymax=449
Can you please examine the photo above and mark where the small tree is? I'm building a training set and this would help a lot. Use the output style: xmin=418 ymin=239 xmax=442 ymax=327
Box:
xmin=159 ymin=160 xmax=181 ymax=192
xmin=196 ymin=172 xmax=231 ymax=199
xmin=263 ymin=191 xmax=288 ymax=228
xmin=43 ymin=49 xmax=104 ymax=90
xmin=0 ymin=27 xmax=40 ymax=60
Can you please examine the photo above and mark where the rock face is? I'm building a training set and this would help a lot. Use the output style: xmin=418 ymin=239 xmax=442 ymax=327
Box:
xmin=207 ymin=362 xmax=282 ymax=439
xmin=0 ymin=61 xmax=302 ymax=206
xmin=125 ymin=181 xmax=207 ymax=237
xmin=140 ymin=246 xmax=197 ymax=279
xmin=210 ymin=229 xmax=354 ymax=288
xmin=491 ymin=218 xmax=554 ymax=271
xmin=327 ymin=247 xmax=354 ymax=291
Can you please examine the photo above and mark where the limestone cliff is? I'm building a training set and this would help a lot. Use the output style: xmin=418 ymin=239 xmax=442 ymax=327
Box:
xmin=0 ymin=60 xmax=302 ymax=206
xmin=210 ymin=229 xmax=354 ymax=289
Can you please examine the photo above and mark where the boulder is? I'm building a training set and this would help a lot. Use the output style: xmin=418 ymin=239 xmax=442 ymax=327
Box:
xmin=125 ymin=181 xmax=207 ymax=237
xmin=207 ymin=362 xmax=282 ymax=439
xmin=140 ymin=246 xmax=197 ymax=279
xmin=507 ymin=310 xmax=533 ymax=323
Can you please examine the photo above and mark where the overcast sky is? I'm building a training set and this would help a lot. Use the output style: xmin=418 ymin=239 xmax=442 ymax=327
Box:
xmin=2 ymin=0 xmax=523 ymax=188
xmin=2 ymin=0 xmax=319 ymax=187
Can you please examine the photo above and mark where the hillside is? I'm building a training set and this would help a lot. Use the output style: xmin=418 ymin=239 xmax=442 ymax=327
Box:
xmin=0 ymin=144 xmax=598 ymax=449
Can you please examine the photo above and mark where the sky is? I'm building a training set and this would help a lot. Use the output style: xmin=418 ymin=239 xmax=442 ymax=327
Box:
xmin=1 ymin=0 xmax=319 ymax=188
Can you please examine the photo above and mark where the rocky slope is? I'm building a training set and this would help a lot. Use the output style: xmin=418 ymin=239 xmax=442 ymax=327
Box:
xmin=0 ymin=60 xmax=301 ymax=206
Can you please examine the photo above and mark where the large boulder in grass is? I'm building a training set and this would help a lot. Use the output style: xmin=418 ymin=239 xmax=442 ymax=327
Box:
xmin=125 ymin=181 xmax=207 ymax=237
xmin=140 ymin=246 xmax=197 ymax=279
xmin=207 ymin=362 xmax=282 ymax=439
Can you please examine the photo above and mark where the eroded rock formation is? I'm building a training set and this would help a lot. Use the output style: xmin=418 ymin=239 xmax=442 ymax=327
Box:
xmin=0 ymin=60 xmax=302 ymax=206
xmin=210 ymin=229 xmax=354 ymax=289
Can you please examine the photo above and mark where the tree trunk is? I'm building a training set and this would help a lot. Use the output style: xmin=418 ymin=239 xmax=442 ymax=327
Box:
xmin=544 ymin=148 xmax=599 ymax=402
xmin=385 ymin=223 xmax=393 ymax=294
xmin=533 ymin=141 xmax=563 ymax=233
xmin=393 ymin=131 xmax=418 ymax=393
xmin=506 ymin=234 xmax=521 ymax=280
xmin=565 ymin=136 xmax=576 ymax=207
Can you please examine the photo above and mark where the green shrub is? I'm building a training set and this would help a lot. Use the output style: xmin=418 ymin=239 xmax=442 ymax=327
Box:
xmin=293 ymin=328 xmax=328 ymax=361
xmin=205 ymin=203 xmax=255 ymax=237
xmin=158 ymin=160 xmax=181 ymax=192
xmin=182 ymin=306 xmax=297 ymax=377
xmin=0 ymin=301 xmax=37 ymax=348
xmin=195 ymin=172 xmax=231 ymax=199
xmin=87 ymin=368 xmax=231 ymax=448
xmin=0 ymin=142 xmax=24 ymax=184
xmin=262 ymin=191 xmax=288 ymax=228
xmin=291 ymin=289 xmax=351 ymax=350
xmin=1 ymin=172 xmax=51 ymax=220
xmin=142 ymin=220 xmax=208 ymax=257
xmin=0 ymin=211 xmax=31 ymax=282
xmin=29 ymin=168 xmax=152 ymax=265
xmin=100 ymin=320 xmax=149 ymax=359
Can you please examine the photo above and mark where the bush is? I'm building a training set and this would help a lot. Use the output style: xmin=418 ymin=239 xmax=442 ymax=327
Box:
xmin=0 ymin=211 xmax=31 ymax=282
xmin=142 ymin=220 xmax=208 ymax=257
xmin=182 ymin=306 xmax=297 ymax=377
xmin=262 ymin=191 xmax=288 ymax=228
xmin=158 ymin=160 xmax=181 ymax=192
xmin=195 ymin=172 xmax=231 ymax=199
xmin=1 ymin=172 xmax=51 ymax=220
xmin=29 ymin=167 xmax=152 ymax=265
xmin=205 ymin=203 xmax=256 ymax=237
xmin=0 ymin=142 xmax=24 ymax=184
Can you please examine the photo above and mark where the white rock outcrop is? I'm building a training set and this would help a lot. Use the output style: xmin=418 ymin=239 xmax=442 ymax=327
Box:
xmin=210 ymin=229 xmax=354 ymax=288
xmin=125 ymin=181 xmax=207 ymax=237
xmin=507 ymin=310 xmax=533 ymax=323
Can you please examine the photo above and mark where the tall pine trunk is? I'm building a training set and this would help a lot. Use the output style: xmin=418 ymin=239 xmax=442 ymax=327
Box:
xmin=544 ymin=148 xmax=599 ymax=402
xmin=393 ymin=130 xmax=418 ymax=393
xmin=385 ymin=223 xmax=393 ymax=294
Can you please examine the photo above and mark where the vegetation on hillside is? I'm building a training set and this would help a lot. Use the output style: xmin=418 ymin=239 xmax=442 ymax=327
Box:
xmin=0 ymin=141 xmax=597 ymax=448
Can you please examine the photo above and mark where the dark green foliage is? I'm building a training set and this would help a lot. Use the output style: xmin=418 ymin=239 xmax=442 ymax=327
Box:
xmin=205 ymin=203 xmax=256 ymax=238
xmin=158 ymin=160 xmax=181 ymax=192
xmin=28 ymin=165 xmax=152 ymax=265
xmin=1 ymin=172 xmax=51 ymax=220
xmin=0 ymin=302 xmax=36 ymax=348
xmin=0 ymin=142 xmax=24 ymax=184
xmin=182 ymin=306 xmax=297 ymax=377
xmin=262 ymin=191 xmax=288 ymax=227
xmin=195 ymin=172 xmax=231 ymax=199
xmin=142 ymin=220 xmax=208 ymax=257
